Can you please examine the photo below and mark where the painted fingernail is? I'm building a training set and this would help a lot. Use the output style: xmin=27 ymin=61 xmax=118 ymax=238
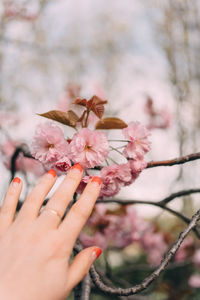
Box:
xmin=47 ymin=169 xmax=57 ymax=178
xmin=92 ymin=247 xmax=102 ymax=261
xmin=91 ymin=176 xmax=101 ymax=186
xmin=12 ymin=177 xmax=21 ymax=187
xmin=71 ymin=163 xmax=82 ymax=173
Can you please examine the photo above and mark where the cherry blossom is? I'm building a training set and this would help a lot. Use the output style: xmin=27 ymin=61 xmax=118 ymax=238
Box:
xmin=141 ymin=227 xmax=168 ymax=265
xmin=188 ymin=274 xmax=200 ymax=288
xmin=123 ymin=122 xmax=151 ymax=159
xmin=68 ymin=128 xmax=109 ymax=169
xmin=31 ymin=122 xmax=69 ymax=165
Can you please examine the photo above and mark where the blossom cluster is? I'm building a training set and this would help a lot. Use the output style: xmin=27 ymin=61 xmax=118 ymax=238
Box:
xmin=80 ymin=204 xmax=168 ymax=265
xmin=30 ymin=119 xmax=150 ymax=197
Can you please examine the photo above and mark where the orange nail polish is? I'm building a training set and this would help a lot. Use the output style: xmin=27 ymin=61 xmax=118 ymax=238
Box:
xmin=13 ymin=177 xmax=21 ymax=184
xmin=91 ymin=176 xmax=101 ymax=185
xmin=47 ymin=169 xmax=57 ymax=177
xmin=71 ymin=163 xmax=82 ymax=172
xmin=92 ymin=247 xmax=102 ymax=260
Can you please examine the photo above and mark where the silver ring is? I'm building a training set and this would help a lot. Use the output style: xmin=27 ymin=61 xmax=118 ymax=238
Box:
xmin=42 ymin=208 xmax=62 ymax=220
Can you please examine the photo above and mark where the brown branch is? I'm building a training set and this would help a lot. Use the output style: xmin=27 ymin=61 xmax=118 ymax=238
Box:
xmin=147 ymin=152 xmax=200 ymax=168
xmin=89 ymin=208 xmax=200 ymax=296
xmin=97 ymin=187 xmax=200 ymax=238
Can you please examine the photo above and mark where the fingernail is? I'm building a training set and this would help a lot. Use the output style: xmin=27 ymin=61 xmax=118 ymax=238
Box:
xmin=71 ymin=163 xmax=82 ymax=173
xmin=47 ymin=169 xmax=57 ymax=178
xmin=91 ymin=176 xmax=101 ymax=186
xmin=92 ymin=247 xmax=102 ymax=261
xmin=12 ymin=177 xmax=21 ymax=187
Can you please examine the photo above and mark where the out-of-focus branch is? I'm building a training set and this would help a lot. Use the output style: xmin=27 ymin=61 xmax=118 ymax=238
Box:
xmin=89 ymin=208 xmax=200 ymax=296
xmin=147 ymin=152 xmax=200 ymax=168
xmin=98 ymin=196 xmax=200 ymax=238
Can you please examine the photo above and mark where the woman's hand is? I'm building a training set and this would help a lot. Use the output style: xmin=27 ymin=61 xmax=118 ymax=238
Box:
xmin=0 ymin=164 xmax=102 ymax=300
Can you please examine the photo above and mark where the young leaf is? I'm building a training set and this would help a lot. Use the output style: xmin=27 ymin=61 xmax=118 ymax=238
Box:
xmin=38 ymin=110 xmax=78 ymax=127
xmin=95 ymin=117 xmax=128 ymax=129
xmin=74 ymin=98 xmax=87 ymax=107
xmin=90 ymin=96 xmax=107 ymax=119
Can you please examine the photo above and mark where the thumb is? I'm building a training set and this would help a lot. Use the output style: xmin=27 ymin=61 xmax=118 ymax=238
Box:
xmin=65 ymin=246 xmax=102 ymax=294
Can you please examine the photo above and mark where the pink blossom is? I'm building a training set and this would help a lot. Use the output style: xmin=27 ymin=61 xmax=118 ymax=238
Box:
xmin=99 ymin=163 xmax=133 ymax=197
xmin=100 ymin=165 xmax=121 ymax=197
xmin=31 ymin=122 xmax=69 ymax=165
xmin=188 ymin=274 xmax=200 ymax=288
xmin=141 ymin=228 xmax=168 ymax=265
xmin=104 ymin=206 xmax=148 ymax=248
xmin=80 ymin=232 xmax=107 ymax=250
xmin=123 ymin=122 xmax=151 ymax=159
xmin=193 ymin=250 xmax=200 ymax=267
xmin=82 ymin=205 xmax=148 ymax=250
xmin=127 ymin=159 xmax=147 ymax=183
xmin=68 ymin=128 xmax=109 ymax=169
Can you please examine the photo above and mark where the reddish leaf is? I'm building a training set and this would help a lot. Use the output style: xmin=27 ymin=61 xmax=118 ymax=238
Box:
xmin=74 ymin=98 xmax=87 ymax=107
xmin=95 ymin=117 xmax=128 ymax=129
xmin=88 ymin=95 xmax=107 ymax=119
xmin=38 ymin=110 xmax=78 ymax=127
xmin=67 ymin=110 xmax=79 ymax=123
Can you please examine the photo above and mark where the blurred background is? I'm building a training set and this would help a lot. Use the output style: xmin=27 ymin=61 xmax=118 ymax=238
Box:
xmin=0 ymin=0 xmax=200 ymax=299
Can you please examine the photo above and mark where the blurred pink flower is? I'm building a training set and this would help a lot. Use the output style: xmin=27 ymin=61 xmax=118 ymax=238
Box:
xmin=1 ymin=140 xmax=45 ymax=176
xmin=31 ymin=122 xmax=69 ymax=165
xmin=193 ymin=250 xmax=200 ymax=268
xmin=80 ymin=232 xmax=107 ymax=250
xmin=188 ymin=274 xmax=200 ymax=288
xmin=104 ymin=206 xmax=148 ymax=248
xmin=123 ymin=122 xmax=151 ymax=159
xmin=57 ymin=94 xmax=71 ymax=111
xmin=81 ymin=204 xmax=149 ymax=250
xmin=0 ymin=111 xmax=19 ymax=127
xmin=144 ymin=97 xmax=171 ymax=130
xmin=141 ymin=228 xmax=168 ymax=265
xmin=68 ymin=128 xmax=109 ymax=169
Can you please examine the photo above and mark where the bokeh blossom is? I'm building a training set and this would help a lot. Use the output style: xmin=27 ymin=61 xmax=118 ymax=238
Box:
xmin=68 ymin=128 xmax=109 ymax=169
xmin=188 ymin=274 xmax=200 ymax=288
xmin=141 ymin=227 xmax=168 ymax=265
xmin=123 ymin=122 xmax=151 ymax=159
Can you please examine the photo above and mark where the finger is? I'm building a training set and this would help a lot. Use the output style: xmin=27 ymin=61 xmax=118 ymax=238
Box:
xmin=59 ymin=177 xmax=101 ymax=249
xmin=65 ymin=247 xmax=102 ymax=295
xmin=37 ymin=164 xmax=83 ymax=230
xmin=0 ymin=177 xmax=22 ymax=234
xmin=16 ymin=170 xmax=57 ymax=222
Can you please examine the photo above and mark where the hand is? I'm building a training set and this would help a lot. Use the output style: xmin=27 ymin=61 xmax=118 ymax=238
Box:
xmin=0 ymin=164 xmax=102 ymax=300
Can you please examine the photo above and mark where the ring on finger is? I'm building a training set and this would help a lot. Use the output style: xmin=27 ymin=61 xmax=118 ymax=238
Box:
xmin=41 ymin=208 xmax=62 ymax=220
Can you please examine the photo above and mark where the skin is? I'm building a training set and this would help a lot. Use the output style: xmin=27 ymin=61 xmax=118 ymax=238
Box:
xmin=0 ymin=166 xmax=101 ymax=300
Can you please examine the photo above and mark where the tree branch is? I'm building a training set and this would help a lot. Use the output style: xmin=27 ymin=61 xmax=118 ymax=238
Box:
xmin=89 ymin=208 xmax=200 ymax=296
xmin=147 ymin=152 xmax=200 ymax=168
